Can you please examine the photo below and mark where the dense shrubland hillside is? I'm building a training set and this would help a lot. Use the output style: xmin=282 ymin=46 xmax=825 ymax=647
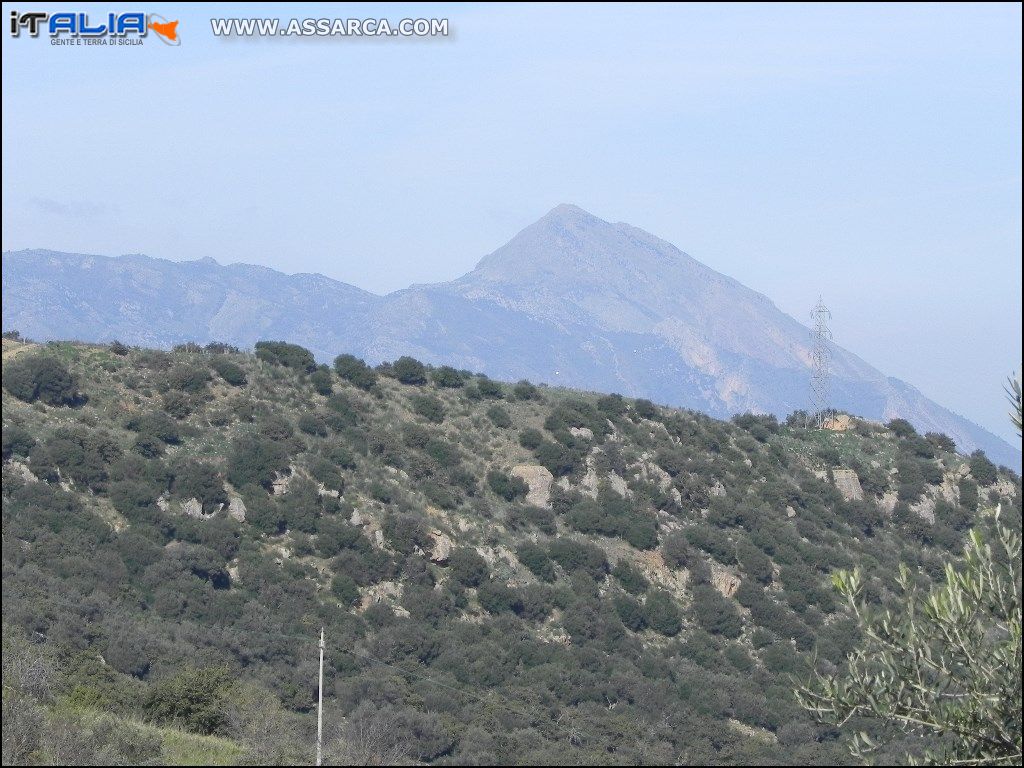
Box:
xmin=2 ymin=337 xmax=1020 ymax=765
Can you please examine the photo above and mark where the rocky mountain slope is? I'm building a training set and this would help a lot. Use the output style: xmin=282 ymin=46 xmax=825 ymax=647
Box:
xmin=3 ymin=338 xmax=1020 ymax=764
xmin=3 ymin=205 xmax=1018 ymax=469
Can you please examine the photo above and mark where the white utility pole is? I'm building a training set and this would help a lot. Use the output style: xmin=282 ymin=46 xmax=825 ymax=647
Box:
xmin=316 ymin=626 xmax=325 ymax=766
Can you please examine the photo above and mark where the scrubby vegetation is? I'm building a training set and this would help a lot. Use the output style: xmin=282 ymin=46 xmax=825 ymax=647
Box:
xmin=2 ymin=338 xmax=1020 ymax=765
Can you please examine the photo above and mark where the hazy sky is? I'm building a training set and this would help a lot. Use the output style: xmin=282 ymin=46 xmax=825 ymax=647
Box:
xmin=2 ymin=3 xmax=1021 ymax=444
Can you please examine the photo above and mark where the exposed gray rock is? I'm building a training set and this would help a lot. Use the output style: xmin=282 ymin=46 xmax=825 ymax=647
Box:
xmin=569 ymin=426 xmax=594 ymax=441
xmin=318 ymin=483 xmax=340 ymax=499
xmin=511 ymin=464 xmax=554 ymax=508
xmin=428 ymin=530 xmax=454 ymax=564
xmin=272 ymin=472 xmax=291 ymax=496
xmin=227 ymin=496 xmax=247 ymax=522
xmin=181 ymin=497 xmax=206 ymax=519
xmin=8 ymin=461 xmax=38 ymax=483
xmin=832 ymin=469 xmax=864 ymax=502
xmin=710 ymin=565 xmax=741 ymax=598
xmin=911 ymin=495 xmax=936 ymax=524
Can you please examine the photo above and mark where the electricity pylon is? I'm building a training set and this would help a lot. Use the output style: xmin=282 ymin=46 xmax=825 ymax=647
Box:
xmin=809 ymin=297 xmax=833 ymax=429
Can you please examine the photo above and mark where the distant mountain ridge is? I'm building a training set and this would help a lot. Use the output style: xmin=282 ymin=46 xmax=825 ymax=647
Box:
xmin=2 ymin=204 xmax=1019 ymax=469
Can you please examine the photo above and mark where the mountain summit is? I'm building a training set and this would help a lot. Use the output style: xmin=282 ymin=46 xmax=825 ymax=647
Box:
xmin=451 ymin=204 xmax=806 ymax=373
xmin=2 ymin=207 xmax=1019 ymax=468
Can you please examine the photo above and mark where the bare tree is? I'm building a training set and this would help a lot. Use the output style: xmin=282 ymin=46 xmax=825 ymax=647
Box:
xmin=224 ymin=682 xmax=305 ymax=765
xmin=324 ymin=704 xmax=411 ymax=766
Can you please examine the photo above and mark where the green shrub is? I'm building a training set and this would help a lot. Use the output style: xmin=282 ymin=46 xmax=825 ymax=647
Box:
xmin=896 ymin=456 xmax=926 ymax=502
xmin=612 ymin=560 xmax=650 ymax=595
xmin=309 ymin=366 xmax=334 ymax=395
xmin=333 ymin=354 xmax=378 ymax=390
xmin=431 ymin=366 xmax=465 ymax=388
xmin=518 ymin=428 xmax=544 ymax=450
xmin=737 ymin=539 xmax=773 ymax=584
xmin=544 ymin=399 xmax=610 ymax=440
xmin=477 ymin=579 xmax=521 ymax=614
xmin=171 ymin=460 xmax=227 ymax=513
xmin=382 ymin=513 xmax=429 ymax=555
xmin=533 ymin=440 xmax=579 ymax=476
xmin=210 ymin=357 xmax=246 ymax=386
xmin=506 ymin=505 xmax=556 ymax=535
xmin=633 ymin=399 xmax=658 ymax=419
xmin=161 ymin=391 xmax=192 ymax=419
xmin=662 ymin=534 xmax=692 ymax=570
xmin=298 ymin=412 xmax=329 ymax=437
xmin=391 ymin=356 xmax=428 ymax=385
xmin=410 ymin=394 xmax=445 ymax=423
xmin=645 ymin=591 xmax=682 ymax=637
xmin=487 ymin=469 xmax=528 ymax=502
xmin=958 ymin=478 xmax=979 ymax=511
xmin=476 ymin=378 xmax=504 ymax=399
xmin=165 ymin=364 xmax=211 ymax=394
xmin=614 ymin=594 xmax=648 ymax=631
xmin=2 ymin=424 xmax=36 ymax=459
xmin=3 ymin=355 xmax=82 ymax=406
xmin=548 ymin=539 xmax=608 ymax=580
xmin=512 ymin=380 xmax=539 ymax=400
xmin=331 ymin=573 xmax=361 ymax=606
xmin=686 ymin=525 xmax=736 ymax=565
xmin=227 ymin=437 xmax=290 ymax=490
xmin=144 ymin=666 xmax=233 ymax=735
xmin=486 ymin=404 xmax=512 ymax=429
xmin=596 ymin=393 xmax=627 ymax=418
xmin=887 ymin=418 xmax=917 ymax=438
xmin=449 ymin=548 xmax=489 ymax=587
xmin=516 ymin=543 xmax=556 ymax=582
xmin=308 ymin=457 xmax=345 ymax=493
xmin=968 ymin=450 xmax=998 ymax=486
xmin=255 ymin=341 xmax=316 ymax=372
xmin=925 ymin=432 xmax=957 ymax=453
xmin=623 ymin=519 xmax=659 ymax=550
xmin=258 ymin=414 xmax=295 ymax=441
xmin=691 ymin=584 xmax=742 ymax=638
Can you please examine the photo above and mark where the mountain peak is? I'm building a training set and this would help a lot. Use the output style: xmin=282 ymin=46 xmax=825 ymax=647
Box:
xmin=464 ymin=204 xmax=686 ymax=290
xmin=539 ymin=203 xmax=608 ymax=228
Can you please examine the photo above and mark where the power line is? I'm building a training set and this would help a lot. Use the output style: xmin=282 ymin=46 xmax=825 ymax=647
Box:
xmin=808 ymin=297 xmax=833 ymax=429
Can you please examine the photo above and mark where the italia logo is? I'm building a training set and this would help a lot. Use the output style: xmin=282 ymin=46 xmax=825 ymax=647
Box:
xmin=9 ymin=11 xmax=180 ymax=45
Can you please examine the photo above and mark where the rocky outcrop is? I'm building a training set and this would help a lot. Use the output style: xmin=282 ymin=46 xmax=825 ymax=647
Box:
xmin=428 ymin=530 xmax=454 ymax=564
xmin=318 ymin=483 xmax=340 ymax=499
xmin=227 ymin=496 xmax=247 ymax=522
xmin=832 ymin=469 xmax=864 ymax=502
xmin=511 ymin=464 xmax=554 ymax=508
xmin=271 ymin=472 xmax=291 ymax=496
xmin=569 ymin=426 xmax=594 ymax=441
xmin=911 ymin=495 xmax=936 ymax=524
xmin=180 ymin=497 xmax=206 ymax=519
xmin=879 ymin=491 xmax=899 ymax=514
xmin=8 ymin=461 xmax=38 ymax=483
xmin=823 ymin=414 xmax=852 ymax=432
xmin=710 ymin=564 xmax=741 ymax=598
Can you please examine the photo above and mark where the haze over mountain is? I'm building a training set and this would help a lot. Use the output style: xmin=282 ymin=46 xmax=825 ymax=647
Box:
xmin=2 ymin=204 xmax=1019 ymax=469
